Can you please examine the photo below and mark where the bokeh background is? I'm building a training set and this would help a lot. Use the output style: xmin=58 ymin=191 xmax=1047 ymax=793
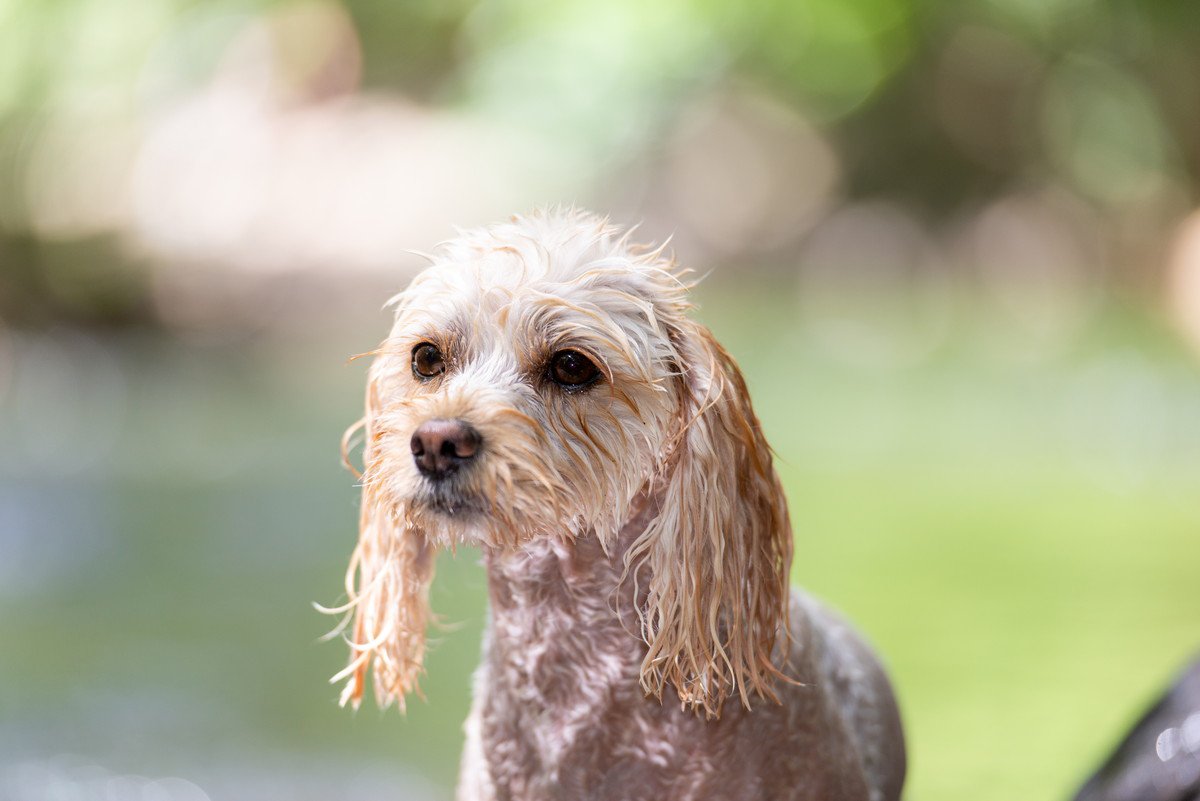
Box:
xmin=3 ymin=0 xmax=1200 ymax=799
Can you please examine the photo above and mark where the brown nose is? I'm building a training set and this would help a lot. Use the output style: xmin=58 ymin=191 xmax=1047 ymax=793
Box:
xmin=410 ymin=419 xmax=481 ymax=480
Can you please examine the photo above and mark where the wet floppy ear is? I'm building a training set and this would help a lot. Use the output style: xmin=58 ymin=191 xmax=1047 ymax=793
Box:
xmin=326 ymin=366 xmax=435 ymax=711
xmin=628 ymin=320 xmax=793 ymax=718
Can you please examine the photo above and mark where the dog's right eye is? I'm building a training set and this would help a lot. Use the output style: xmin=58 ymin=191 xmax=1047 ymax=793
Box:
xmin=412 ymin=343 xmax=446 ymax=379
xmin=549 ymin=349 xmax=601 ymax=391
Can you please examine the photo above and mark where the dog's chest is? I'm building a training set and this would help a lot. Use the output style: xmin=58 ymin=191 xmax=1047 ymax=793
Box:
xmin=481 ymin=618 xmax=696 ymax=801
xmin=479 ymin=541 xmax=700 ymax=799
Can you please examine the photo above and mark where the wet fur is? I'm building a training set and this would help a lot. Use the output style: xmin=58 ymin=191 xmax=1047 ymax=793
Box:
xmin=327 ymin=209 xmax=906 ymax=800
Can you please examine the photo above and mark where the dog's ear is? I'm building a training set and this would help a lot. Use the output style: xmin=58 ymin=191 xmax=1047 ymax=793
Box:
xmin=329 ymin=368 xmax=435 ymax=711
xmin=627 ymin=319 xmax=793 ymax=718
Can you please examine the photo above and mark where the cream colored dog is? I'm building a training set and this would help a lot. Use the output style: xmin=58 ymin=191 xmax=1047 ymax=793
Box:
xmin=327 ymin=209 xmax=906 ymax=801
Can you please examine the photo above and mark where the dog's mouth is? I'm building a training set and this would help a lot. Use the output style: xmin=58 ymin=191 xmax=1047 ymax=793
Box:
xmin=411 ymin=483 xmax=485 ymax=518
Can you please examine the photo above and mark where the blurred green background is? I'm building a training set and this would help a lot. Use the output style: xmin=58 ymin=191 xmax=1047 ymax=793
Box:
xmin=2 ymin=0 xmax=1200 ymax=800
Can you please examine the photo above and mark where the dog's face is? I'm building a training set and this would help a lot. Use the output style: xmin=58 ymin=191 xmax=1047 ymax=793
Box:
xmin=363 ymin=231 xmax=682 ymax=548
xmin=333 ymin=211 xmax=792 ymax=718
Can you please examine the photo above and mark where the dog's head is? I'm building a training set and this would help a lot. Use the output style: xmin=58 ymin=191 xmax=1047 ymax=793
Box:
xmin=331 ymin=209 xmax=791 ymax=717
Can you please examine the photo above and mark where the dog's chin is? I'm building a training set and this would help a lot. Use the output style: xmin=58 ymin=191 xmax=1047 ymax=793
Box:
xmin=421 ymin=489 xmax=483 ymax=517
xmin=407 ymin=487 xmax=488 ymax=543
xmin=404 ymin=472 xmax=589 ymax=547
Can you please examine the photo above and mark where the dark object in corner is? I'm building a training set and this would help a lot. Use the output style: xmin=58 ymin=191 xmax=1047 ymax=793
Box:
xmin=1073 ymin=654 xmax=1200 ymax=801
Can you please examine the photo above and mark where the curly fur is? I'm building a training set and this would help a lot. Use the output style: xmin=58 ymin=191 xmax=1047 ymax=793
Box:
xmin=324 ymin=209 xmax=906 ymax=800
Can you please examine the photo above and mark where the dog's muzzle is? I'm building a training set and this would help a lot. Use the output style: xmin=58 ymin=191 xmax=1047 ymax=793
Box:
xmin=410 ymin=418 xmax=481 ymax=481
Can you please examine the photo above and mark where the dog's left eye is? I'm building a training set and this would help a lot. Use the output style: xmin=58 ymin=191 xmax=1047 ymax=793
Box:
xmin=549 ymin=350 xmax=600 ymax=390
xmin=412 ymin=343 xmax=446 ymax=379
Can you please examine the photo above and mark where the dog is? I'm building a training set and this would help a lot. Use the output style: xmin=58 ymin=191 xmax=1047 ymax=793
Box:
xmin=326 ymin=209 xmax=906 ymax=801
xmin=1073 ymin=653 xmax=1200 ymax=801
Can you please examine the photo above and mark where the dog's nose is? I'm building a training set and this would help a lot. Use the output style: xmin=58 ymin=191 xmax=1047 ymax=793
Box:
xmin=410 ymin=419 xmax=481 ymax=479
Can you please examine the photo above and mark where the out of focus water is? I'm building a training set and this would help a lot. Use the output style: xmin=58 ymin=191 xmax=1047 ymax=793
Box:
xmin=1 ymin=283 xmax=1198 ymax=801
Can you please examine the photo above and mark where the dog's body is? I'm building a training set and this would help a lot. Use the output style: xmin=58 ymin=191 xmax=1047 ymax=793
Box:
xmin=330 ymin=210 xmax=905 ymax=801
xmin=461 ymin=531 xmax=905 ymax=801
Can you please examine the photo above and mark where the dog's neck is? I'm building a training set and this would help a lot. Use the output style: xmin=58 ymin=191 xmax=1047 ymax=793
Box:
xmin=476 ymin=499 xmax=662 ymax=791
xmin=481 ymin=532 xmax=637 ymax=683
xmin=481 ymin=496 xmax=657 ymax=641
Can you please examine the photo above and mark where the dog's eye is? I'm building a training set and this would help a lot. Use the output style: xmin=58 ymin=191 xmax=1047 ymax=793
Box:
xmin=549 ymin=350 xmax=600 ymax=390
xmin=412 ymin=343 xmax=446 ymax=379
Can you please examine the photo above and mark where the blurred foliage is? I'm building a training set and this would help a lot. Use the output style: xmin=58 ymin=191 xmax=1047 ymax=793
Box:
xmin=0 ymin=234 xmax=150 ymax=327
xmin=2 ymin=0 xmax=1200 ymax=326
xmin=0 ymin=0 xmax=1196 ymax=186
